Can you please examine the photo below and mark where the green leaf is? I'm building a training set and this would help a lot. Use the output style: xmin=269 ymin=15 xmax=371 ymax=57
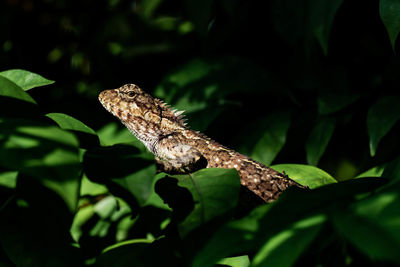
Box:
xmin=155 ymin=57 xmax=285 ymax=131
xmin=367 ymin=96 xmax=400 ymax=156
xmin=97 ymin=242 xmax=150 ymax=266
xmin=166 ymin=168 xmax=241 ymax=237
xmin=83 ymin=145 xmax=157 ymax=207
xmin=333 ymin=213 xmax=400 ymax=263
xmin=249 ymin=111 xmax=291 ymax=165
xmin=305 ymin=117 xmax=335 ymax=165
xmin=217 ymin=255 xmax=250 ymax=267
xmin=154 ymin=59 xmax=222 ymax=124
xmin=192 ymin=178 xmax=385 ymax=267
xmin=46 ymin=113 xmax=97 ymax=135
xmin=355 ymin=191 xmax=400 ymax=241
xmin=0 ymin=171 xmax=18 ymax=188
xmin=96 ymin=238 xmax=182 ymax=266
xmin=333 ymin=192 xmax=400 ymax=263
xmin=46 ymin=113 xmax=100 ymax=148
xmin=71 ymin=195 xmax=133 ymax=244
xmin=382 ymin=156 xmax=400 ymax=183
xmin=0 ymin=76 xmax=36 ymax=104
xmin=155 ymin=59 xmax=219 ymax=100
xmin=331 ymin=162 xmax=400 ymax=263
xmin=140 ymin=0 xmax=163 ymax=19
xmin=272 ymin=0 xmax=344 ymax=54
xmin=97 ymin=122 xmax=146 ymax=150
xmin=317 ymin=90 xmax=359 ymax=115
xmin=252 ymin=215 xmax=325 ymax=267
xmin=70 ymin=202 xmax=96 ymax=243
xmin=0 ymin=119 xmax=81 ymax=211
xmin=0 ymin=173 xmax=81 ymax=267
xmin=112 ymin=164 xmax=157 ymax=206
xmin=191 ymin=205 xmax=270 ymax=267
xmin=185 ymin=0 xmax=214 ymax=36
xmin=311 ymin=0 xmax=344 ymax=54
xmin=156 ymin=57 xmax=284 ymax=105
xmin=79 ymin=175 xmax=109 ymax=196
xmin=0 ymin=69 xmax=54 ymax=91
xmin=380 ymin=0 xmax=400 ymax=51
xmin=356 ymin=166 xmax=385 ymax=178
xmin=271 ymin=164 xmax=337 ymax=189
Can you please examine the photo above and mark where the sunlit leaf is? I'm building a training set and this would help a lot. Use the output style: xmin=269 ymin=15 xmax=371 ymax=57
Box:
xmin=354 ymin=185 xmax=400 ymax=245
xmin=380 ymin=0 xmax=400 ymax=51
xmin=252 ymin=215 xmax=325 ymax=267
xmin=0 ymin=69 xmax=54 ymax=91
xmin=192 ymin=178 xmax=384 ymax=267
xmin=356 ymin=166 xmax=385 ymax=178
xmin=0 ymin=171 xmax=18 ymax=188
xmin=70 ymin=203 xmax=96 ymax=242
xmin=46 ymin=112 xmax=99 ymax=148
xmin=101 ymin=239 xmax=153 ymax=253
xmin=80 ymin=175 xmax=109 ymax=196
xmin=161 ymin=168 xmax=241 ymax=237
xmin=217 ymin=255 xmax=250 ymax=267
xmin=271 ymin=164 xmax=337 ymax=189
xmin=0 ymin=119 xmax=81 ymax=211
xmin=70 ymin=195 xmax=134 ymax=252
xmin=97 ymin=122 xmax=146 ymax=151
xmin=112 ymin=164 xmax=157 ymax=206
xmin=305 ymin=117 xmax=335 ymax=165
xmin=83 ymin=145 xmax=157 ymax=207
xmin=46 ymin=113 xmax=97 ymax=135
xmin=367 ymin=96 xmax=400 ymax=156
xmin=0 ymin=76 xmax=36 ymax=104
xmin=191 ymin=205 xmax=269 ymax=267
xmin=78 ymin=199 xmax=131 ymax=244
xmin=333 ymin=190 xmax=400 ymax=263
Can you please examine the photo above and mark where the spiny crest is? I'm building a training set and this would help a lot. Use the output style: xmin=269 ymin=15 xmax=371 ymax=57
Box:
xmin=159 ymin=102 xmax=188 ymax=127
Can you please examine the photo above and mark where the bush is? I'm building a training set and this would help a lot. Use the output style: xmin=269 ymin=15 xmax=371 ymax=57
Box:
xmin=1 ymin=1 xmax=400 ymax=266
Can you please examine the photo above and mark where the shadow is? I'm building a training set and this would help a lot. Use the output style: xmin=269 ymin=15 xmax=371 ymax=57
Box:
xmin=127 ymin=206 xmax=171 ymax=239
xmin=0 ymin=173 xmax=81 ymax=266
xmin=83 ymin=144 xmax=150 ymax=181
xmin=155 ymin=176 xmax=195 ymax=223
xmin=0 ymin=96 xmax=41 ymax=119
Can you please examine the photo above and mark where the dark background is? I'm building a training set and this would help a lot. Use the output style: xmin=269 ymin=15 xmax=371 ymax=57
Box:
xmin=1 ymin=0 xmax=399 ymax=179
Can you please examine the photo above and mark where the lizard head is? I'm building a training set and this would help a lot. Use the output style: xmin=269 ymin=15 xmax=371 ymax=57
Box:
xmin=99 ymin=84 xmax=187 ymax=151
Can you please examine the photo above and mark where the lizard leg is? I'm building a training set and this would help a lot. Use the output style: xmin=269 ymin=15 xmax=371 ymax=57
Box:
xmin=156 ymin=157 xmax=187 ymax=174
xmin=155 ymin=139 xmax=207 ymax=174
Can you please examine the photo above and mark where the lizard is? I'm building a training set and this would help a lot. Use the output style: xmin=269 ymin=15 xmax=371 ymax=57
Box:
xmin=98 ymin=84 xmax=305 ymax=203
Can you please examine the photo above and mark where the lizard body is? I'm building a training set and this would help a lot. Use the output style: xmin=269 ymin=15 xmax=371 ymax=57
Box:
xmin=99 ymin=84 xmax=303 ymax=202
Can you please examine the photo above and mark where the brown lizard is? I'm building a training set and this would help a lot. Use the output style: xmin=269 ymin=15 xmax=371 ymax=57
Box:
xmin=99 ymin=84 xmax=304 ymax=202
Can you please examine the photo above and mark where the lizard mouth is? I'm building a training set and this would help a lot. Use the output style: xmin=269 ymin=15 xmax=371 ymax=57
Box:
xmin=98 ymin=89 xmax=118 ymax=112
xmin=98 ymin=89 xmax=110 ymax=104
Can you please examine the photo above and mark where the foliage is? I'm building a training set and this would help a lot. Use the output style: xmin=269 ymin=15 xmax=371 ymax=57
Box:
xmin=1 ymin=1 xmax=400 ymax=266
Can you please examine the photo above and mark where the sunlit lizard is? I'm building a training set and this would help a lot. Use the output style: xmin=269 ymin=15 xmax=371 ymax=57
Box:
xmin=99 ymin=84 xmax=305 ymax=202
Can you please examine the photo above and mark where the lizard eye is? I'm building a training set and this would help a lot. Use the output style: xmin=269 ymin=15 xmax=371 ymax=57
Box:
xmin=125 ymin=91 xmax=136 ymax=98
